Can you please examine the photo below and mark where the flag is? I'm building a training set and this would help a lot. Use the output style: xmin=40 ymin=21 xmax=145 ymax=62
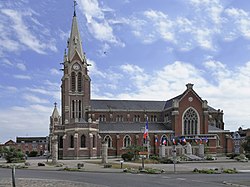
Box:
xmin=162 ymin=138 xmax=167 ymax=145
xmin=143 ymin=117 xmax=148 ymax=139
xmin=155 ymin=137 xmax=158 ymax=146
xmin=182 ymin=137 xmax=186 ymax=143
xmin=172 ymin=138 xmax=176 ymax=145
xmin=204 ymin=137 xmax=208 ymax=144
xmin=179 ymin=138 xmax=182 ymax=143
xmin=195 ymin=138 xmax=198 ymax=144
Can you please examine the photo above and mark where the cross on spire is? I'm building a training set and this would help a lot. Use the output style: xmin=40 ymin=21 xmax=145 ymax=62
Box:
xmin=54 ymin=102 xmax=57 ymax=108
xmin=73 ymin=0 xmax=77 ymax=17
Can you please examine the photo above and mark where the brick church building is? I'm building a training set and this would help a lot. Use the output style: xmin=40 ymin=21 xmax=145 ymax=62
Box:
xmin=49 ymin=6 xmax=233 ymax=159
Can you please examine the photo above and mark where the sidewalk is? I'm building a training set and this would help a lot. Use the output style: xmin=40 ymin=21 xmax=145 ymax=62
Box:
xmin=0 ymin=157 xmax=250 ymax=173
xmin=0 ymin=158 xmax=250 ymax=187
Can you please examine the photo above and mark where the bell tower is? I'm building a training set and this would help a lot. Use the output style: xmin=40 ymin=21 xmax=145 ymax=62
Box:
xmin=61 ymin=1 xmax=91 ymax=125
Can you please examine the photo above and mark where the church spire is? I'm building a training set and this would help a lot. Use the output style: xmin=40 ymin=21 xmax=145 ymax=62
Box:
xmin=67 ymin=0 xmax=84 ymax=61
xmin=51 ymin=102 xmax=60 ymax=118
xmin=73 ymin=0 xmax=77 ymax=17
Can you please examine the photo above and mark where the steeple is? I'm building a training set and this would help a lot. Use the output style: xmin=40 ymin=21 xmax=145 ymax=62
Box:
xmin=67 ymin=0 xmax=84 ymax=61
xmin=51 ymin=102 xmax=60 ymax=118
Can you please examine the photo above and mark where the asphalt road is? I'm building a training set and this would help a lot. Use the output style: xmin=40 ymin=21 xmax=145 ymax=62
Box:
xmin=0 ymin=168 xmax=249 ymax=187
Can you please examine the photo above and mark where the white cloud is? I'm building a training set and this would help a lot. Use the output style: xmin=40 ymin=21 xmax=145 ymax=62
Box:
xmin=92 ymin=60 xmax=250 ymax=130
xmin=23 ymin=94 xmax=49 ymax=104
xmin=143 ymin=10 xmax=175 ymax=43
xmin=124 ymin=0 xmax=250 ymax=51
xmin=0 ymin=85 xmax=18 ymax=93
xmin=50 ymin=68 xmax=61 ymax=75
xmin=14 ymin=74 xmax=31 ymax=80
xmin=16 ymin=63 xmax=26 ymax=71
xmin=2 ymin=59 xmax=13 ymax=66
xmin=225 ymin=8 xmax=250 ymax=39
xmin=0 ymin=8 xmax=57 ymax=54
xmin=0 ymin=105 xmax=51 ymax=142
xmin=78 ymin=0 xmax=123 ymax=46
xmin=120 ymin=64 xmax=144 ymax=74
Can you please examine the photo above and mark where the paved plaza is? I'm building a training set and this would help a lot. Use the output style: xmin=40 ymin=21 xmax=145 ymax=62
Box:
xmin=0 ymin=157 xmax=249 ymax=187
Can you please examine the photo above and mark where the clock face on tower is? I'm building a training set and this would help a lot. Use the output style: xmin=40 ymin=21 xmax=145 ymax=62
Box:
xmin=73 ymin=63 xmax=80 ymax=70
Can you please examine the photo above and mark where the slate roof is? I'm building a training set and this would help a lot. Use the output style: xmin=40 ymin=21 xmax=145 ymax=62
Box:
xmin=99 ymin=122 xmax=172 ymax=133
xmin=16 ymin=137 xmax=47 ymax=143
xmin=163 ymin=94 xmax=183 ymax=109
xmin=208 ymin=125 xmax=227 ymax=132
xmin=90 ymin=100 xmax=165 ymax=111
xmin=207 ymin=106 xmax=218 ymax=112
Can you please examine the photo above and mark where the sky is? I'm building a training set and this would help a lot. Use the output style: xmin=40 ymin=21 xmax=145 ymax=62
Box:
xmin=0 ymin=0 xmax=250 ymax=143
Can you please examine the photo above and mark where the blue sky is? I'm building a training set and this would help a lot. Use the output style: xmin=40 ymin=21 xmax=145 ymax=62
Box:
xmin=0 ymin=0 xmax=250 ymax=143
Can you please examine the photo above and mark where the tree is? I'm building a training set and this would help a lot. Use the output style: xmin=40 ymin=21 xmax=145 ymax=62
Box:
xmin=242 ymin=136 xmax=250 ymax=153
xmin=3 ymin=147 xmax=25 ymax=163
xmin=0 ymin=147 xmax=3 ymax=157
xmin=125 ymin=145 xmax=144 ymax=159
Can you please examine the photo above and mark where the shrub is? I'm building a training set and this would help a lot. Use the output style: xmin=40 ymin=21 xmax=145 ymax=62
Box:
xmin=121 ymin=152 xmax=134 ymax=161
xmin=149 ymin=155 xmax=159 ymax=161
xmin=159 ymin=157 xmax=173 ymax=164
xmin=226 ymin=153 xmax=239 ymax=159
xmin=3 ymin=147 xmax=25 ymax=163
xmin=234 ymin=154 xmax=248 ymax=162
xmin=223 ymin=168 xmax=238 ymax=174
xmin=29 ymin=151 xmax=38 ymax=157
xmin=205 ymin=155 xmax=216 ymax=160
xmin=245 ymin=153 xmax=250 ymax=159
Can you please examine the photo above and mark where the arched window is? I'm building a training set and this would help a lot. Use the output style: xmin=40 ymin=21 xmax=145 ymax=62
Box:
xmin=134 ymin=115 xmax=140 ymax=122
xmin=77 ymin=72 xmax=82 ymax=92
xmin=80 ymin=134 xmax=86 ymax=148
xmin=99 ymin=115 xmax=106 ymax=122
xmin=72 ymin=100 xmax=75 ymax=118
xmin=154 ymin=115 xmax=157 ymax=122
xmin=183 ymin=108 xmax=198 ymax=135
xmin=70 ymin=135 xmax=74 ymax=148
xmin=123 ymin=135 xmax=131 ymax=147
xmin=59 ymin=136 xmax=63 ymax=148
xmin=104 ymin=135 xmax=112 ymax=148
xmin=71 ymin=72 xmax=76 ymax=91
xmin=79 ymin=100 xmax=82 ymax=118
xmin=93 ymin=134 xmax=96 ymax=148
xmin=116 ymin=115 xmax=123 ymax=122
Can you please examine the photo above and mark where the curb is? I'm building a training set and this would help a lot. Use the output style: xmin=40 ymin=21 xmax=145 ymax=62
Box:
xmin=223 ymin=181 xmax=249 ymax=187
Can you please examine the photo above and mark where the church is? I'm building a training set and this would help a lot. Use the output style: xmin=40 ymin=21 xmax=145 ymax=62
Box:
xmin=49 ymin=6 xmax=233 ymax=159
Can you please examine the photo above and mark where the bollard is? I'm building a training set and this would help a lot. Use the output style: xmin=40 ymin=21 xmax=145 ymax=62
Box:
xmin=120 ymin=160 xmax=124 ymax=169
xmin=12 ymin=166 xmax=16 ymax=187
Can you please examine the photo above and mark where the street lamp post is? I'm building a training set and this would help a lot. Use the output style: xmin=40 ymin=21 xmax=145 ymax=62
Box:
xmin=172 ymin=144 xmax=176 ymax=173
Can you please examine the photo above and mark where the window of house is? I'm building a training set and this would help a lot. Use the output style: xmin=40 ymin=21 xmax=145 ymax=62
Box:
xmin=134 ymin=115 xmax=140 ymax=122
xmin=71 ymin=72 xmax=76 ymax=91
xmin=59 ymin=136 xmax=63 ymax=148
xmin=77 ymin=72 xmax=82 ymax=92
xmin=72 ymin=100 xmax=75 ymax=118
xmin=99 ymin=115 xmax=106 ymax=122
xmin=183 ymin=108 xmax=198 ymax=135
xmin=104 ymin=135 xmax=112 ymax=148
xmin=150 ymin=115 xmax=157 ymax=122
xmin=80 ymin=135 xmax=86 ymax=148
xmin=79 ymin=100 xmax=82 ymax=118
xmin=70 ymin=135 xmax=74 ymax=148
xmin=116 ymin=115 xmax=123 ymax=122
xmin=123 ymin=135 xmax=131 ymax=147
xmin=93 ymin=135 xmax=96 ymax=148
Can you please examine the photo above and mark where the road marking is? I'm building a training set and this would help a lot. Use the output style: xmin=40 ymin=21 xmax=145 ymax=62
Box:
xmin=176 ymin=178 xmax=186 ymax=181
xmin=162 ymin=176 xmax=170 ymax=179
